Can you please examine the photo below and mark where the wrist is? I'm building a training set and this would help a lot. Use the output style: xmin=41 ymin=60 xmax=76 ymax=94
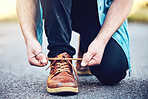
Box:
xmin=95 ymin=36 xmax=109 ymax=46
xmin=25 ymin=38 xmax=39 ymax=47
xmin=25 ymin=35 xmax=38 ymax=44
xmin=22 ymin=29 xmax=37 ymax=45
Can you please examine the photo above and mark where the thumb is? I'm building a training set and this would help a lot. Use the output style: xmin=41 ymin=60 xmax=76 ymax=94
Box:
xmin=36 ymin=52 xmax=48 ymax=65
xmin=81 ymin=52 xmax=94 ymax=67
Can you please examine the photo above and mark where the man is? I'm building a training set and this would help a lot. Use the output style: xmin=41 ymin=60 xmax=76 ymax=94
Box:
xmin=17 ymin=0 xmax=133 ymax=94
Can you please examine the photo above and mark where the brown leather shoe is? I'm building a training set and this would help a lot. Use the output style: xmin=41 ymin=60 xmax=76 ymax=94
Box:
xmin=76 ymin=43 xmax=91 ymax=75
xmin=76 ymin=60 xmax=91 ymax=75
xmin=47 ymin=53 xmax=78 ymax=94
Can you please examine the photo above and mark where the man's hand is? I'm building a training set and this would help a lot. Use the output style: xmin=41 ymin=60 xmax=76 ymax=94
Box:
xmin=81 ymin=39 xmax=106 ymax=66
xmin=27 ymin=40 xmax=48 ymax=67
xmin=17 ymin=0 xmax=48 ymax=67
xmin=81 ymin=0 xmax=133 ymax=67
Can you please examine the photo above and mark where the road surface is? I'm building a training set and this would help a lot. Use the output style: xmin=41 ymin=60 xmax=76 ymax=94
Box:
xmin=0 ymin=22 xmax=148 ymax=99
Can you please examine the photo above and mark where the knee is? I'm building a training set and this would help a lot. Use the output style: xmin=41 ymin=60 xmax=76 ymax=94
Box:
xmin=90 ymin=66 xmax=127 ymax=85
xmin=98 ymin=71 xmax=127 ymax=85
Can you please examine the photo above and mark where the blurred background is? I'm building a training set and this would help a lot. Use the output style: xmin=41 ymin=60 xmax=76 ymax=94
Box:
xmin=0 ymin=0 xmax=148 ymax=22
xmin=0 ymin=0 xmax=148 ymax=98
xmin=0 ymin=0 xmax=16 ymax=21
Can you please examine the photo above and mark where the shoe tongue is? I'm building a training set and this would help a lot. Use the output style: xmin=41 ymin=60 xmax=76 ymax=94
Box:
xmin=58 ymin=54 xmax=64 ymax=58
xmin=57 ymin=53 xmax=71 ymax=58
xmin=55 ymin=53 xmax=73 ymax=74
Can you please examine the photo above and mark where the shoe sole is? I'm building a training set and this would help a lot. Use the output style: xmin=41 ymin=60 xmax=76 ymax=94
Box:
xmin=77 ymin=70 xmax=92 ymax=76
xmin=47 ymin=87 xmax=78 ymax=94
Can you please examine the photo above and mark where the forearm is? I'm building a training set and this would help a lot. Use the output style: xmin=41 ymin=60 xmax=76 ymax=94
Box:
xmin=95 ymin=0 xmax=133 ymax=44
xmin=17 ymin=0 xmax=39 ymax=44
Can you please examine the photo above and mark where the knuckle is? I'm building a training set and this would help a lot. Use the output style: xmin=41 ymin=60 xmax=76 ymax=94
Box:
xmin=83 ymin=56 xmax=89 ymax=62
xmin=29 ymin=62 xmax=34 ymax=66
xmin=85 ymin=57 xmax=89 ymax=62
xmin=39 ymin=64 xmax=44 ymax=67
xmin=28 ymin=57 xmax=37 ymax=66
xmin=96 ymin=60 xmax=101 ymax=65
xmin=28 ymin=60 xmax=34 ymax=65
xmin=28 ymin=59 xmax=32 ymax=64
xmin=29 ymin=62 xmax=32 ymax=65
xmin=29 ymin=61 xmax=34 ymax=66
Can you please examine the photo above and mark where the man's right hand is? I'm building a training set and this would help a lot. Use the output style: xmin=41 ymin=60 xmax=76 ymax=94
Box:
xmin=17 ymin=0 xmax=48 ymax=67
xmin=26 ymin=40 xmax=48 ymax=67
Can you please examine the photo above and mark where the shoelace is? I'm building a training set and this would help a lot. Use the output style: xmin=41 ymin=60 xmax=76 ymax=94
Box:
xmin=45 ymin=58 xmax=83 ymax=81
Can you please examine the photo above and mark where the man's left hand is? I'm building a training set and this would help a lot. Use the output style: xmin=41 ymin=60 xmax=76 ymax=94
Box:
xmin=81 ymin=39 xmax=106 ymax=66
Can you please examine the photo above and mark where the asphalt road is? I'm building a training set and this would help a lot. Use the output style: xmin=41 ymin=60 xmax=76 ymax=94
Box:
xmin=0 ymin=22 xmax=148 ymax=99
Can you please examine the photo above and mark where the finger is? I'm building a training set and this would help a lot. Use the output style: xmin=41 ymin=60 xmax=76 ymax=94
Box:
xmin=29 ymin=56 xmax=45 ymax=67
xmin=81 ymin=52 xmax=94 ymax=67
xmin=87 ymin=57 xmax=101 ymax=66
xmin=35 ymin=52 xmax=48 ymax=65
